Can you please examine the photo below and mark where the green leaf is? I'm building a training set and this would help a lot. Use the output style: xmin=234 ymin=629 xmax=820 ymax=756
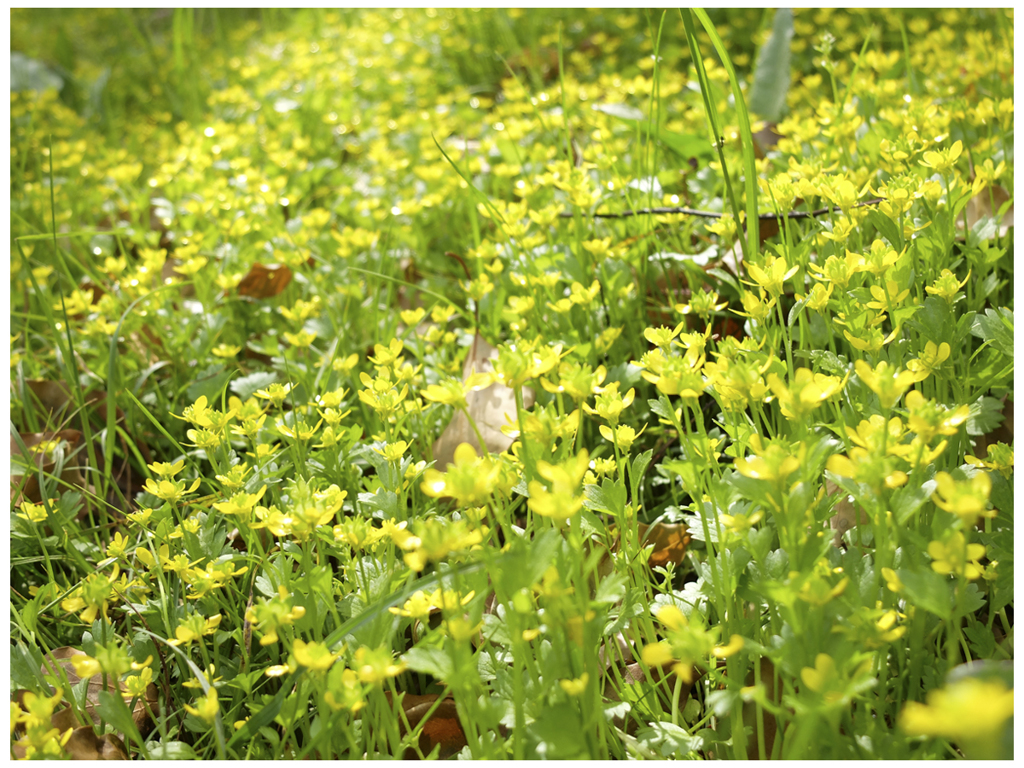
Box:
xmin=592 ymin=102 xmax=644 ymax=121
xmin=630 ymin=449 xmax=653 ymax=500
xmin=230 ymin=370 xmax=278 ymax=401
xmin=891 ymin=477 xmax=937 ymax=525
xmin=96 ymin=690 xmax=144 ymax=747
xmin=707 ymin=267 xmax=743 ymax=295
xmin=592 ymin=102 xmax=710 ymax=161
xmin=787 ymin=296 xmax=807 ymax=327
xmin=967 ymin=396 xmax=1006 ymax=437
xmin=635 ymin=720 xmax=704 ymax=757
xmin=584 ymin=477 xmax=627 ymax=516
xmin=748 ymin=9 xmax=793 ymax=121
xmin=593 ymin=571 xmax=627 ymax=604
xmin=11 ymin=641 xmax=46 ymax=691
xmin=909 ymin=296 xmax=955 ymax=347
xmin=11 ymin=52 xmax=64 ymax=92
xmin=647 ymin=397 xmax=676 ymax=423
xmin=970 ymin=307 xmax=1014 ymax=357
xmin=864 ymin=208 xmax=905 ymax=247
xmin=656 ymin=128 xmax=712 ymax=160
xmin=402 ymin=646 xmax=455 ymax=681
xmin=898 ymin=568 xmax=951 ymax=620
xmin=529 ymin=703 xmax=587 ymax=759
xmin=809 ymin=349 xmax=849 ymax=376
xmin=145 ymin=741 xmax=199 ymax=760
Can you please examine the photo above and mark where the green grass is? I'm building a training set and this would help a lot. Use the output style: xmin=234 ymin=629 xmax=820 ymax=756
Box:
xmin=10 ymin=7 xmax=1014 ymax=760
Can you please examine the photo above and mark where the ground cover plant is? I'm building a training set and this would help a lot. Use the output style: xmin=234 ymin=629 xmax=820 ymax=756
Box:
xmin=9 ymin=7 xmax=1014 ymax=760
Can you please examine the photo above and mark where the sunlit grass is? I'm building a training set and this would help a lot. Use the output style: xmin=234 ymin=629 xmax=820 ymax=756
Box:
xmin=10 ymin=8 xmax=1013 ymax=760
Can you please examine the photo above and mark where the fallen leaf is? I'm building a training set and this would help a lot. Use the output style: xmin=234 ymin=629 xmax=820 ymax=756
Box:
xmin=24 ymin=379 xmax=81 ymax=414
xmin=826 ymin=480 xmax=868 ymax=548
xmin=36 ymin=647 xmax=157 ymax=737
xmin=432 ymin=333 xmax=535 ymax=469
xmin=63 ymin=727 xmax=130 ymax=760
xmin=161 ymin=258 xmax=195 ymax=298
xmin=237 ymin=262 xmax=293 ymax=298
xmin=742 ymin=657 xmax=780 ymax=759
xmin=959 ymin=184 xmax=1013 ymax=239
xmin=602 ymin=659 xmax=692 ymax=736
xmin=637 ymin=521 xmax=691 ymax=569
xmin=383 ymin=692 xmax=468 ymax=759
xmin=11 ymin=430 xmax=85 ymax=506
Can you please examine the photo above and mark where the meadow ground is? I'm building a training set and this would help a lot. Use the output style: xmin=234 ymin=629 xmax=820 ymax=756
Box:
xmin=10 ymin=8 xmax=1014 ymax=760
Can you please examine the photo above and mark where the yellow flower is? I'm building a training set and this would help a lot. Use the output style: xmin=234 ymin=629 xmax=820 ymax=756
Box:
xmin=61 ymin=565 xmax=121 ymax=623
xmin=927 ymin=532 xmax=986 ymax=580
xmin=801 ymin=281 xmax=833 ymax=312
xmin=964 ymin=442 xmax=1013 ymax=478
xmin=854 ymin=360 xmax=916 ymax=410
xmin=931 ymin=471 xmax=994 ymax=526
xmin=325 ymin=666 xmax=365 ymax=713
xmin=734 ymin=438 xmax=803 ymax=484
xmin=900 ymin=677 xmax=1013 ymax=759
xmin=143 ymin=476 xmax=202 ymax=503
xmin=880 ymin=567 xmax=904 ymax=593
xmin=905 ymin=341 xmax=950 ymax=383
xmin=70 ymin=654 xmax=102 ymax=679
xmin=924 ymin=269 xmax=970 ymax=303
xmin=799 ymin=653 xmax=844 ymax=703
xmin=711 ymin=634 xmax=745 ymax=659
xmin=17 ymin=501 xmax=52 ymax=523
xmin=354 ymin=646 xmax=406 ymax=685
xmin=421 ymin=442 xmax=503 ymax=505
xmin=808 ymin=250 xmax=863 ymax=288
xmin=583 ymin=382 xmax=635 ymax=425
xmin=599 ymin=423 xmax=645 ymax=452
xmin=212 ymin=486 xmax=267 ymax=517
xmin=559 ymin=673 xmax=590 ymax=696
xmin=168 ymin=613 xmax=223 ymax=647
xmin=184 ymin=688 xmax=219 ymax=725
xmin=904 ymin=390 xmax=970 ymax=441
xmin=527 ymin=450 xmax=589 ymax=523
xmin=291 ymin=639 xmax=339 ymax=672
xmin=745 ymin=255 xmax=799 ymax=298
xmin=766 ymin=368 xmax=846 ymax=420
xmin=245 ymin=586 xmax=306 ymax=646
xmin=918 ymin=139 xmax=963 ymax=174
xmin=865 ymin=281 xmax=910 ymax=312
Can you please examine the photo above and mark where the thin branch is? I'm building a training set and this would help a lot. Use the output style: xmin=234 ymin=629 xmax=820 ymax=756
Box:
xmin=558 ymin=197 xmax=884 ymax=220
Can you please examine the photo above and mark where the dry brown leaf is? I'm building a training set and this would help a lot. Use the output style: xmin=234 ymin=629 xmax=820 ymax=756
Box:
xmin=38 ymin=647 xmax=157 ymax=737
xmin=826 ymin=481 xmax=868 ymax=548
xmin=24 ymin=379 xmax=79 ymax=414
xmin=432 ymin=333 xmax=535 ymax=469
xmin=162 ymin=258 xmax=196 ymax=298
xmin=959 ymin=184 xmax=1014 ymax=239
xmin=741 ymin=657 xmax=780 ymax=759
xmin=237 ymin=262 xmax=293 ymax=298
xmin=383 ymin=692 xmax=468 ymax=759
xmin=11 ymin=430 xmax=85 ymax=506
xmin=637 ymin=521 xmax=691 ymax=569
xmin=63 ymin=727 xmax=129 ymax=760
xmin=603 ymin=659 xmax=692 ymax=736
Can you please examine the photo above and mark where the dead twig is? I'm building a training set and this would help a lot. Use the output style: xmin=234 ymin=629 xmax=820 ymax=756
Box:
xmin=558 ymin=197 xmax=884 ymax=220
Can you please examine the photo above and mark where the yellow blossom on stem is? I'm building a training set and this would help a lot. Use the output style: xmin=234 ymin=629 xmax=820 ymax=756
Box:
xmin=918 ymin=139 xmax=963 ymax=174
xmin=854 ymin=360 xmax=916 ymax=409
xmin=905 ymin=341 xmax=950 ymax=383
xmin=931 ymin=471 xmax=994 ymax=527
xmin=927 ymin=532 xmax=986 ymax=580
xmin=528 ymin=450 xmax=589 ymax=524
xmin=900 ymin=677 xmax=1013 ymax=760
